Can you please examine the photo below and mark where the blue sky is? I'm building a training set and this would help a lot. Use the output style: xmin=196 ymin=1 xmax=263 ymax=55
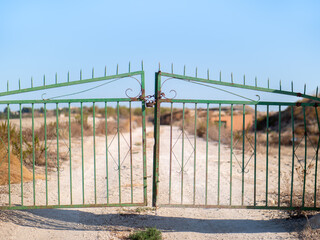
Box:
xmin=0 ymin=0 xmax=319 ymax=101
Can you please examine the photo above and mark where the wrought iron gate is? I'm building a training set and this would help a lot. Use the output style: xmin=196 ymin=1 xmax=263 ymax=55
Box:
xmin=1 ymin=64 xmax=320 ymax=211
xmin=152 ymin=68 xmax=320 ymax=211
xmin=0 ymin=64 xmax=147 ymax=209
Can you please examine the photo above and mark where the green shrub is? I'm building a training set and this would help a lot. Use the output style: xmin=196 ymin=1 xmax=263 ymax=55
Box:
xmin=128 ymin=227 xmax=162 ymax=240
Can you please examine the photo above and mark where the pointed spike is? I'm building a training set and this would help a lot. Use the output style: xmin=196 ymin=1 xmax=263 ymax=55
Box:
xmin=279 ymin=80 xmax=281 ymax=90
xmin=304 ymin=84 xmax=306 ymax=95
xmin=158 ymin=62 xmax=161 ymax=71
xmin=243 ymin=74 xmax=245 ymax=85
xmin=231 ymin=73 xmax=233 ymax=83
xmin=31 ymin=77 xmax=33 ymax=88
xmin=255 ymin=77 xmax=257 ymax=87
xmin=116 ymin=64 xmax=119 ymax=75
xmin=268 ymin=78 xmax=270 ymax=89
xmin=55 ymin=73 xmax=58 ymax=84
xmin=7 ymin=80 xmax=9 ymax=92
xmin=219 ymin=71 xmax=221 ymax=82
xmin=104 ymin=66 xmax=107 ymax=76
xmin=43 ymin=75 xmax=46 ymax=86
xmin=80 ymin=69 xmax=82 ymax=80
xmin=141 ymin=60 xmax=144 ymax=71
xmin=195 ymin=67 xmax=198 ymax=78
xmin=183 ymin=65 xmax=186 ymax=76
xmin=19 ymin=79 xmax=21 ymax=90
xmin=129 ymin=62 xmax=131 ymax=73
xmin=92 ymin=67 xmax=94 ymax=78
xmin=316 ymin=86 xmax=318 ymax=97
xmin=171 ymin=63 xmax=173 ymax=74
xmin=207 ymin=69 xmax=209 ymax=80
xmin=291 ymin=81 xmax=293 ymax=92
xmin=67 ymin=71 xmax=70 ymax=82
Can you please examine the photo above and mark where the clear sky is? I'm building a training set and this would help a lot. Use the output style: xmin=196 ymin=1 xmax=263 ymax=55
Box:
xmin=0 ymin=0 xmax=319 ymax=101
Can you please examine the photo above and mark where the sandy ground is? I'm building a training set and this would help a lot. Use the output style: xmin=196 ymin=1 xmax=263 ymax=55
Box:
xmin=0 ymin=125 xmax=316 ymax=239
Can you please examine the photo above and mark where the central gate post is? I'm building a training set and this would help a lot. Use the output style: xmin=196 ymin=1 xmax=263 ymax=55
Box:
xmin=152 ymin=71 xmax=161 ymax=207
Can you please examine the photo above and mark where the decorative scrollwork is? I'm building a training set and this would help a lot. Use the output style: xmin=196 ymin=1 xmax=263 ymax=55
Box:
xmin=160 ymin=77 xmax=177 ymax=100
xmin=125 ymin=76 xmax=143 ymax=99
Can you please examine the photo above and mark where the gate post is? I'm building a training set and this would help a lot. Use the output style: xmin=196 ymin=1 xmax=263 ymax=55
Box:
xmin=152 ymin=71 xmax=161 ymax=207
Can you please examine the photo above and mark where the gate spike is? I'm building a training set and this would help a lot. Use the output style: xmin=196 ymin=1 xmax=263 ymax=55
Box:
xmin=243 ymin=74 xmax=245 ymax=85
xmin=116 ymin=64 xmax=119 ymax=75
xmin=195 ymin=67 xmax=198 ymax=78
xmin=255 ymin=77 xmax=257 ymax=87
xmin=104 ymin=66 xmax=107 ymax=76
xmin=291 ymin=81 xmax=293 ymax=92
xmin=158 ymin=62 xmax=161 ymax=71
xmin=129 ymin=61 xmax=131 ymax=73
xmin=316 ymin=86 xmax=318 ymax=97
xmin=141 ymin=60 xmax=144 ymax=71
xmin=55 ymin=73 xmax=58 ymax=84
xmin=268 ymin=78 xmax=270 ymax=89
xmin=67 ymin=71 xmax=70 ymax=82
xmin=31 ymin=77 xmax=33 ymax=88
xmin=19 ymin=79 xmax=21 ymax=90
xmin=183 ymin=65 xmax=186 ymax=76
xmin=92 ymin=67 xmax=94 ymax=78
xmin=219 ymin=71 xmax=221 ymax=82
xmin=304 ymin=84 xmax=306 ymax=95
xmin=80 ymin=69 xmax=82 ymax=80
xmin=231 ymin=73 xmax=233 ymax=83
xmin=207 ymin=69 xmax=209 ymax=80
xmin=279 ymin=80 xmax=281 ymax=90
xmin=7 ymin=80 xmax=9 ymax=92
xmin=43 ymin=75 xmax=46 ymax=86
xmin=171 ymin=63 xmax=173 ymax=74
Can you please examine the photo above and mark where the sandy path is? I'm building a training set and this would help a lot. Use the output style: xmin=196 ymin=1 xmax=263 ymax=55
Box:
xmin=0 ymin=126 xmax=307 ymax=239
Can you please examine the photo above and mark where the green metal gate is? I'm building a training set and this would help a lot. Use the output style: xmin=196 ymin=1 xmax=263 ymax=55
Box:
xmin=0 ymin=64 xmax=147 ymax=209
xmin=152 ymin=67 xmax=320 ymax=211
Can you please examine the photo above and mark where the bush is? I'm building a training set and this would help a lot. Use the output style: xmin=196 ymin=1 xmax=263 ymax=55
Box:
xmin=128 ymin=228 xmax=162 ymax=240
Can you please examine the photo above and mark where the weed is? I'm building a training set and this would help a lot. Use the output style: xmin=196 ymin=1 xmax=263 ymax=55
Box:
xmin=128 ymin=227 xmax=162 ymax=240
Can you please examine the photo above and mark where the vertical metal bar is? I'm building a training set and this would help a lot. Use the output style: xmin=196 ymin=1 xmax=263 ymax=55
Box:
xmin=56 ymin=103 xmax=60 ymax=205
xmin=44 ymin=103 xmax=48 ymax=205
xmin=254 ymin=105 xmax=257 ymax=206
xmin=181 ymin=103 xmax=185 ymax=204
xmin=205 ymin=103 xmax=209 ymax=205
xmin=129 ymin=102 xmax=133 ymax=203
xmin=314 ymin=107 xmax=320 ymax=208
xmin=242 ymin=104 xmax=245 ymax=206
xmin=266 ymin=105 xmax=269 ymax=206
xmin=19 ymin=104 xmax=23 ymax=206
xmin=55 ymin=73 xmax=58 ymax=84
xmin=193 ymin=103 xmax=197 ymax=205
xmin=278 ymin=105 xmax=281 ymax=207
xmin=230 ymin=104 xmax=233 ymax=205
xmin=302 ymin=106 xmax=307 ymax=207
xmin=290 ymin=106 xmax=295 ymax=207
xmin=117 ymin=101 xmax=121 ymax=203
xmin=32 ymin=103 xmax=35 ymax=205
xmin=7 ymin=104 xmax=11 ymax=206
xmin=68 ymin=102 xmax=72 ymax=205
xmin=141 ymin=71 xmax=147 ymax=205
xmin=218 ymin=103 xmax=221 ymax=205
xmin=152 ymin=71 xmax=161 ymax=207
xmin=93 ymin=102 xmax=96 ymax=204
xmin=169 ymin=103 xmax=173 ymax=204
xmin=81 ymin=102 xmax=84 ymax=204
xmin=105 ymin=102 xmax=109 ymax=204
xmin=67 ymin=71 xmax=70 ymax=82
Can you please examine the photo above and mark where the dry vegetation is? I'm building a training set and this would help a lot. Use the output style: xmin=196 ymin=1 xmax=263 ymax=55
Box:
xmin=0 ymin=105 xmax=145 ymax=185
